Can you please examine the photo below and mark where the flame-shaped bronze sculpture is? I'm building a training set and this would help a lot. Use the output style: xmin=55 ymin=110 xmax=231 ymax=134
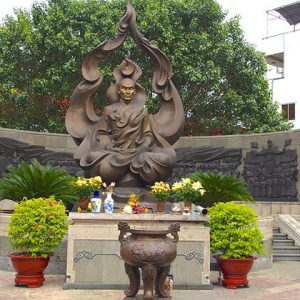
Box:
xmin=65 ymin=2 xmax=185 ymax=187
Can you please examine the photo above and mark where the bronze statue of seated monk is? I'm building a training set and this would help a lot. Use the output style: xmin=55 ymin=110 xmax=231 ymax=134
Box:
xmin=65 ymin=2 xmax=184 ymax=188
xmin=75 ymin=77 xmax=176 ymax=186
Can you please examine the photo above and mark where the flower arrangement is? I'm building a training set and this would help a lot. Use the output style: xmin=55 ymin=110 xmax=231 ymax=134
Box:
xmin=128 ymin=193 xmax=148 ymax=214
xmin=171 ymin=177 xmax=205 ymax=204
xmin=72 ymin=176 xmax=102 ymax=198
xmin=102 ymin=181 xmax=116 ymax=193
xmin=150 ymin=181 xmax=171 ymax=202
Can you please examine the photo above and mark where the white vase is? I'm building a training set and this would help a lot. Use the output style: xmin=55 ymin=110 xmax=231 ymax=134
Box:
xmin=104 ymin=192 xmax=114 ymax=213
xmin=91 ymin=191 xmax=102 ymax=213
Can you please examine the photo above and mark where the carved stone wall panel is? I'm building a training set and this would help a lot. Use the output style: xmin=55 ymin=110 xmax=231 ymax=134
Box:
xmin=2 ymin=130 xmax=300 ymax=202
xmin=170 ymin=146 xmax=242 ymax=182
xmin=0 ymin=137 xmax=82 ymax=176
xmin=243 ymin=139 xmax=298 ymax=201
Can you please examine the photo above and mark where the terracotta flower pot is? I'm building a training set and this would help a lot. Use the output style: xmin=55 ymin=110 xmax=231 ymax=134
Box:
xmin=79 ymin=197 xmax=90 ymax=210
xmin=9 ymin=253 xmax=50 ymax=288
xmin=216 ymin=256 xmax=256 ymax=289
xmin=183 ymin=200 xmax=192 ymax=210
xmin=156 ymin=201 xmax=165 ymax=213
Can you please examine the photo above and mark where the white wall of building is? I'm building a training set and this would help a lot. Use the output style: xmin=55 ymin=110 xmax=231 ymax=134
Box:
xmin=264 ymin=29 xmax=300 ymax=129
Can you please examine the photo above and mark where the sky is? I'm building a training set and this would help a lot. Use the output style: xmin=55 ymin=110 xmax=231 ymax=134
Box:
xmin=0 ymin=0 xmax=297 ymax=50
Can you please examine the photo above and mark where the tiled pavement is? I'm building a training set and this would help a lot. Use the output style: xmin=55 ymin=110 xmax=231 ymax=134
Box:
xmin=0 ymin=261 xmax=299 ymax=300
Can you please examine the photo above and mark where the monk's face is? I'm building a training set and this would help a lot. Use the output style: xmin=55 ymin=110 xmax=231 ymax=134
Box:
xmin=118 ymin=79 xmax=136 ymax=102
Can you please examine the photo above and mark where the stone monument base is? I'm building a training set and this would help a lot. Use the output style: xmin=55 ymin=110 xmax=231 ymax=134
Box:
xmin=64 ymin=213 xmax=212 ymax=290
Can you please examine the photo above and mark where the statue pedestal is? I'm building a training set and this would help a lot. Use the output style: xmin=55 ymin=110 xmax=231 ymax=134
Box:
xmin=64 ymin=213 xmax=211 ymax=290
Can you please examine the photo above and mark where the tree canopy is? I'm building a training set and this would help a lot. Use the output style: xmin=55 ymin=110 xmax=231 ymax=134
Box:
xmin=0 ymin=0 xmax=291 ymax=135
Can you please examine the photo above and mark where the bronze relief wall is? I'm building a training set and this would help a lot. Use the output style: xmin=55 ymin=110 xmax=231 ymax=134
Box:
xmin=243 ymin=139 xmax=298 ymax=201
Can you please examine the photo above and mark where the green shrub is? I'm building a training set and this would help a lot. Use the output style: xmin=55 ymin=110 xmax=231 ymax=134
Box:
xmin=208 ymin=202 xmax=265 ymax=258
xmin=0 ymin=160 xmax=77 ymax=205
xmin=188 ymin=172 xmax=253 ymax=207
xmin=8 ymin=196 xmax=69 ymax=257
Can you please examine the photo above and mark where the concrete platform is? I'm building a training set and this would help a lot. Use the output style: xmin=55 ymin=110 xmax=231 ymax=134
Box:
xmin=0 ymin=261 xmax=299 ymax=299
xmin=65 ymin=213 xmax=211 ymax=289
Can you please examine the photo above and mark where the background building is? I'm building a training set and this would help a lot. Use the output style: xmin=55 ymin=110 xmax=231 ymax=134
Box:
xmin=264 ymin=1 xmax=300 ymax=129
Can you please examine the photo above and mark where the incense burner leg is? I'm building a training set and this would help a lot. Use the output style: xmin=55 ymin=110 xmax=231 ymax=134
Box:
xmin=141 ymin=264 xmax=156 ymax=299
xmin=155 ymin=265 xmax=171 ymax=298
xmin=124 ymin=263 xmax=140 ymax=297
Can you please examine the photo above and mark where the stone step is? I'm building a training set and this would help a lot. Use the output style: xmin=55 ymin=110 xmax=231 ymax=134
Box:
xmin=272 ymin=227 xmax=300 ymax=261
xmin=273 ymin=246 xmax=300 ymax=255
xmin=273 ymin=245 xmax=300 ymax=250
xmin=273 ymin=232 xmax=288 ymax=239
xmin=273 ymin=254 xmax=300 ymax=261
xmin=273 ymin=239 xmax=295 ymax=246
xmin=272 ymin=239 xmax=295 ymax=246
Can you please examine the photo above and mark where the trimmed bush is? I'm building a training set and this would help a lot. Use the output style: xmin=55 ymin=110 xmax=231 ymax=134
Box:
xmin=208 ymin=202 xmax=265 ymax=258
xmin=8 ymin=196 xmax=69 ymax=257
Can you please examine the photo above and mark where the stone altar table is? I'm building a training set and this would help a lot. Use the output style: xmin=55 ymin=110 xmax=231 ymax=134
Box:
xmin=64 ymin=213 xmax=211 ymax=290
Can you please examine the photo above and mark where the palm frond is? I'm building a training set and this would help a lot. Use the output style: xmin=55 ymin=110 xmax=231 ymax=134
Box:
xmin=188 ymin=172 xmax=253 ymax=207
xmin=0 ymin=160 xmax=77 ymax=204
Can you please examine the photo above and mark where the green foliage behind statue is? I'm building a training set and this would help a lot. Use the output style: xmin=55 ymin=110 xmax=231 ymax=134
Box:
xmin=0 ymin=0 xmax=291 ymax=134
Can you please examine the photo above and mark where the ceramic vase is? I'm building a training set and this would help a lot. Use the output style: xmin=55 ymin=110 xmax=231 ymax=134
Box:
xmin=91 ymin=191 xmax=102 ymax=213
xmin=104 ymin=192 xmax=114 ymax=213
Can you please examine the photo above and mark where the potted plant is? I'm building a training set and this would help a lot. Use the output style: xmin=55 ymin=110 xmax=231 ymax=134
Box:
xmin=0 ymin=160 xmax=77 ymax=209
xmin=150 ymin=181 xmax=171 ymax=212
xmin=208 ymin=201 xmax=265 ymax=289
xmin=71 ymin=176 xmax=102 ymax=212
xmin=8 ymin=196 xmax=69 ymax=288
xmin=171 ymin=177 xmax=205 ymax=211
xmin=188 ymin=172 xmax=253 ymax=207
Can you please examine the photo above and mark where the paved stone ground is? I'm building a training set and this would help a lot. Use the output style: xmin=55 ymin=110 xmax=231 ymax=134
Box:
xmin=0 ymin=261 xmax=299 ymax=300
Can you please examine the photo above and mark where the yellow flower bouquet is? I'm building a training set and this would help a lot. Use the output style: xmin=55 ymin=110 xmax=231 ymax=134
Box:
xmin=150 ymin=181 xmax=171 ymax=202
xmin=171 ymin=177 xmax=205 ymax=205
xmin=72 ymin=176 xmax=102 ymax=198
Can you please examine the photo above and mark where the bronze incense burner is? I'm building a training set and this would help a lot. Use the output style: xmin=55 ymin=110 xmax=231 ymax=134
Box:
xmin=118 ymin=222 xmax=180 ymax=299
